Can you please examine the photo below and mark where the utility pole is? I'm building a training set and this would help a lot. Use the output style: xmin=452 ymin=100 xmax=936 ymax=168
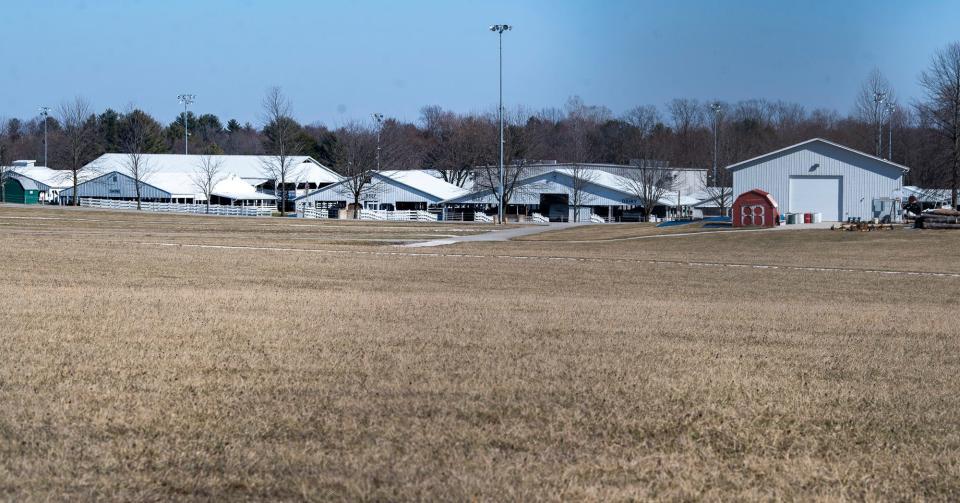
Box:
xmin=39 ymin=106 xmax=51 ymax=167
xmin=710 ymin=102 xmax=722 ymax=185
xmin=372 ymin=113 xmax=384 ymax=171
xmin=873 ymin=92 xmax=886 ymax=157
xmin=177 ymin=94 xmax=196 ymax=155
xmin=886 ymin=103 xmax=896 ymax=160
xmin=490 ymin=24 xmax=512 ymax=224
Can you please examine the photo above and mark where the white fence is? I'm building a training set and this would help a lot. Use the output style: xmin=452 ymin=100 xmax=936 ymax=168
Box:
xmin=80 ymin=198 xmax=273 ymax=217
xmin=473 ymin=212 xmax=494 ymax=223
xmin=590 ymin=213 xmax=609 ymax=224
xmin=298 ymin=207 xmax=329 ymax=219
xmin=359 ymin=209 xmax=438 ymax=222
xmin=531 ymin=213 xmax=550 ymax=224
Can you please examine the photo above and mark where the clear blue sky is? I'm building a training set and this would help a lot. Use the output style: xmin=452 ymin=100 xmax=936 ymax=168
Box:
xmin=2 ymin=0 xmax=958 ymax=126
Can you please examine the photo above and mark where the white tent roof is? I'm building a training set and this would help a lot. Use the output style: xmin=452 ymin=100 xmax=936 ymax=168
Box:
xmin=135 ymin=172 xmax=275 ymax=201
xmin=211 ymin=174 xmax=276 ymax=201
xmin=375 ymin=170 xmax=469 ymax=200
xmin=85 ymin=154 xmax=342 ymax=186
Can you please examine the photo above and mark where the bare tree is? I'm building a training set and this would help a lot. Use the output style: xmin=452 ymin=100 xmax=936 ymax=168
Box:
xmin=623 ymin=105 xmax=662 ymax=137
xmin=697 ymin=170 xmax=733 ymax=217
xmin=333 ymin=122 xmax=381 ymax=218
xmin=471 ymin=109 xmax=547 ymax=220
xmin=378 ymin=118 xmax=424 ymax=170
xmin=421 ymin=107 xmax=478 ymax=187
xmin=918 ymin=42 xmax=960 ymax=208
xmin=0 ymin=122 xmax=9 ymax=203
xmin=57 ymin=97 xmax=99 ymax=205
xmin=259 ymin=87 xmax=304 ymax=215
xmin=119 ymin=108 xmax=159 ymax=210
xmin=567 ymin=164 xmax=598 ymax=222
xmin=192 ymin=154 xmax=225 ymax=213
xmin=855 ymin=68 xmax=896 ymax=156
xmin=619 ymin=162 xmax=678 ymax=221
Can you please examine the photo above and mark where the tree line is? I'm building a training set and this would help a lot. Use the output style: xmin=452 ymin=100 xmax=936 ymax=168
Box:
xmin=1 ymin=41 xmax=958 ymax=207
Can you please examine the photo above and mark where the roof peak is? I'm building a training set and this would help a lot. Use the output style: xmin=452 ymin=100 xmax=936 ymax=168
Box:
xmin=725 ymin=138 xmax=910 ymax=172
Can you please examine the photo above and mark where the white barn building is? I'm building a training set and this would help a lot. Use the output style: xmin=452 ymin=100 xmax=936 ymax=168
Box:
xmin=443 ymin=167 xmax=703 ymax=222
xmin=726 ymin=138 xmax=908 ymax=222
xmin=80 ymin=154 xmax=341 ymax=203
xmin=295 ymin=170 xmax=469 ymax=213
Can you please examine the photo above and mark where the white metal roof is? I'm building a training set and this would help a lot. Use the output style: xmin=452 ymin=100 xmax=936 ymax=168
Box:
xmin=902 ymin=186 xmax=951 ymax=202
xmin=374 ymin=170 xmax=469 ymax=200
xmin=724 ymin=138 xmax=910 ymax=172
xmin=9 ymin=166 xmax=91 ymax=190
xmin=552 ymin=168 xmax=636 ymax=196
xmin=656 ymin=193 xmax=702 ymax=206
xmin=7 ymin=173 xmax=43 ymax=191
xmin=142 ymin=172 xmax=205 ymax=198
xmin=443 ymin=167 xmax=700 ymax=206
xmin=85 ymin=154 xmax=342 ymax=185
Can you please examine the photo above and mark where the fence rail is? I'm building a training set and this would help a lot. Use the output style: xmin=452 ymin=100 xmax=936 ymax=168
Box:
xmin=358 ymin=209 xmax=438 ymax=222
xmin=473 ymin=212 xmax=494 ymax=223
xmin=531 ymin=213 xmax=550 ymax=224
xmin=298 ymin=207 xmax=329 ymax=219
xmin=80 ymin=198 xmax=273 ymax=217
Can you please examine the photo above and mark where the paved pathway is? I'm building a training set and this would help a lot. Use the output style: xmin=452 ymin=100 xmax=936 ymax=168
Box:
xmin=404 ymin=220 xmax=847 ymax=247
xmin=404 ymin=223 xmax=585 ymax=247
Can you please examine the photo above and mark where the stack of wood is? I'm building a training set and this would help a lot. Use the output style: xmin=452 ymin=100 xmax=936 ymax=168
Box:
xmin=915 ymin=208 xmax=960 ymax=229
xmin=831 ymin=222 xmax=895 ymax=231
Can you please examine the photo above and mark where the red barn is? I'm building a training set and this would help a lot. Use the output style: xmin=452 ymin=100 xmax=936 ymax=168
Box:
xmin=732 ymin=189 xmax=780 ymax=227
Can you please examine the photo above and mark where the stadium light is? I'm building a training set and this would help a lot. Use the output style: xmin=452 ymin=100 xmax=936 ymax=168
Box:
xmin=38 ymin=106 xmax=51 ymax=167
xmin=372 ymin=113 xmax=384 ymax=171
xmin=710 ymin=102 xmax=722 ymax=184
xmin=177 ymin=94 xmax=196 ymax=155
xmin=489 ymin=24 xmax=512 ymax=224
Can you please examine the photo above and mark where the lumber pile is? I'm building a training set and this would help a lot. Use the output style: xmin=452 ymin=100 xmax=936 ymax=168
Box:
xmin=915 ymin=208 xmax=960 ymax=229
xmin=831 ymin=221 xmax=895 ymax=231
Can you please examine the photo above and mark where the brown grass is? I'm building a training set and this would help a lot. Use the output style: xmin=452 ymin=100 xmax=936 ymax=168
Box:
xmin=1 ymin=205 xmax=959 ymax=501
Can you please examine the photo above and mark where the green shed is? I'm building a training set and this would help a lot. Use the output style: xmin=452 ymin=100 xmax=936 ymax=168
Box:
xmin=2 ymin=177 xmax=41 ymax=204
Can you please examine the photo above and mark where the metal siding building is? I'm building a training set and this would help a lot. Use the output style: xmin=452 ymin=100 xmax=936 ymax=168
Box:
xmin=60 ymin=171 xmax=173 ymax=201
xmin=727 ymin=138 xmax=907 ymax=221
xmin=3 ymin=175 xmax=42 ymax=204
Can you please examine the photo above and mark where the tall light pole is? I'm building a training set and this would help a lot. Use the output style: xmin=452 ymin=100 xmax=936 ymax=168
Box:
xmin=886 ymin=103 xmax=896 ymax=160
xmin=39 ymin=106 xmax=51 ymax=167
xmin=490 ymin=24 xmax=511 ymax=224
xmin=177 ymin=94 xmax=196 ymax=155
xmin=372 ymin=113 xmax=384 ymax=171
xmin=873 ymin=91 xmax=886 ymax=157
xmin=710 ymin=102 xmax=722 ymax=185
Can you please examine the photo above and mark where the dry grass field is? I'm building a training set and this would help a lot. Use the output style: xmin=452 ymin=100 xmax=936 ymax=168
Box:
xmin=1 ymin=205 xmax=959 ymax=501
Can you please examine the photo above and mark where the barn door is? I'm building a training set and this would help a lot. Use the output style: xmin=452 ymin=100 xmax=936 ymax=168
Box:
xmin=741 ymin=205 xmax=765 ymax=226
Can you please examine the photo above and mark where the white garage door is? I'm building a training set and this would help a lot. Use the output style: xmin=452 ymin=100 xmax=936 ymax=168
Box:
xmin=789 ymin=176 xmax=841 ymax=221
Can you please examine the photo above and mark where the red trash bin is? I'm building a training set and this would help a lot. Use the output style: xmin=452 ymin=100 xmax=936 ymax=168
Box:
xmin=804 ymin=213 xmax=812 ymax=224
